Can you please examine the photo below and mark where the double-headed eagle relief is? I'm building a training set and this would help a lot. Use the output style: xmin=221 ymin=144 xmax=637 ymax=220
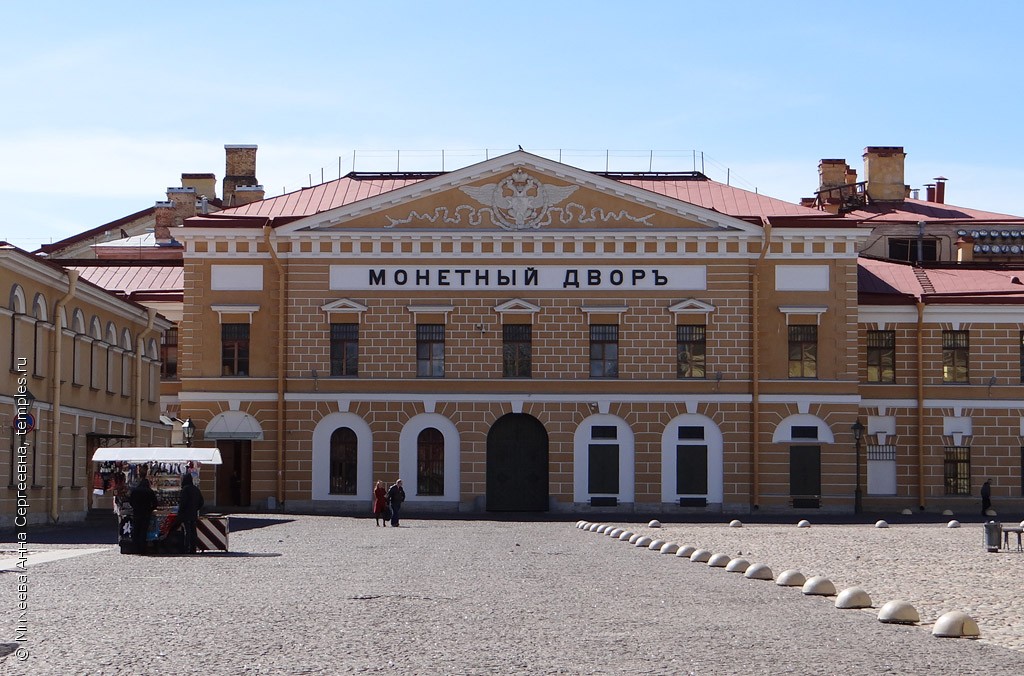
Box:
xmin=460 ymin=169 xmax=578 ymax=230
xmin=384 ymin=169 xmax=656 ymax=230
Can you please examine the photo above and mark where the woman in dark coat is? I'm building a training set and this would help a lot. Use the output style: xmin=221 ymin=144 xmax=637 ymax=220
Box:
xmin=386 ymin=479 xmax=405 ymax=527
xmin=372 ymin=480 xmax=389 ymax=527
xmin=128 ymin=476 xmax=158 ymax=555
xmin=178 ymin=472 xmax=205 ymax=554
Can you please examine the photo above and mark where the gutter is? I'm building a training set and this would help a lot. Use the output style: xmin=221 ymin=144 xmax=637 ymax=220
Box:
xmin=264 ymin=221 xmax=286 ymax=508
xmin=916 ymin=301 xmax=925 ymax=510
xmin=49 ymin=270 xmax=78 ymax=523
xmin=135 ymin=307 xmax=158 ymax=444
xmin=751 ymin=217 xmax=772 ymax=509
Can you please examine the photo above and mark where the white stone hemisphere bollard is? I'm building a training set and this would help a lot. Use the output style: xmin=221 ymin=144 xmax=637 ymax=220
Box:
xmin=635 ymin=536 xmax=653 ymax=548
xmin=676 ymin=545 xmax=696 ymax=558
xmin=942 ymin=509 xmax=954 ymax=516
xmin=932 ymin=611 xmax=981 ymax=638
xmin=985 ymin=509 xmax=997 ymax=517
xmin=797 ymin=519 xmax=811 ymax=528
xmin=575 ymin=520 xmax=587 ymax=529
xmin=835 ymin=587 xmax=872 ymax=609
xmin=947 ymin=520 xmax=960 ymax=529
xmin=901 ymin=508 xmax=913 ymax=516
xmin=728 ymin=519 xmax=742 ymax=528
xmin=595 ymin=524 xmax=608 ymax=534
xmin=647 ymin=539 xmax=666 ymax=551
xmin=1020 ymin=519 xmax=1024 ymax=529
xmin=744 ymin=563 xmax=773 ymax=580
xmin=628 ymin=533 xmax=642 ymax=544
xmin=776 ymin=570 xmax=806 ymax=587
xmin=802 ymin=576 xmax=837 ymax=596
xmin=689 ymin=549 xmax=712 ymax=563
xmin=660 ymin=542 xmax=679 ymax=554
xmin=725 ymin=558 xmax=750 ymax=573
xmin=707 ymin=553 xmax=731 ymax=568
xmin=608 ymin=528 xmax=623 ymax=538
xmin=619 ymin=531 xmax=634 ymax=542
xmin=877 ymin=600 xmax=920 ymax=625
xmin=874 ymin=520 xmax=889 ymax=528
xmin=588 ymin=523 xmax=602 ymax=532
xmin=648 ymin=519 xmax=662 ymax=528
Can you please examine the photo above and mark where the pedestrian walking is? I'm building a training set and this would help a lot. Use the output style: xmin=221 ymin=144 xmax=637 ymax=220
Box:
xmin=981 ymin=479 xmax=992 ymax=516
xmin=178 ymin=472 xmax=205 ymax=554
xmin=128 ymin=469 xmax=158 ymax=555
xmin=372 ymin=480 xmax=390 ymax=526
xmin=387 ymin=479 xmax=405 ymax=527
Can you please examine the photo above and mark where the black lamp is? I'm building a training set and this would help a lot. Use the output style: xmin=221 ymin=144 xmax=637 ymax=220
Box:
xmin=181 ymin=418 xmax=195 ymax=447
xmin=851 ymin=420 xmax=864 ymax=513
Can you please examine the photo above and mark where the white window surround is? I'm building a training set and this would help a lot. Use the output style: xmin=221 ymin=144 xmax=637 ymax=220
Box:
xmin=494 ymin=298 xmax=541 ymax=316
xmin=573 ymin=414 xmax=635 ymax=503
xmin=661 ymin=414 xmax=724 ymax=504
xmin=311 ymin=412 xmax=373 ymax=501
xmin=772 ymin=414 xmax=835 ymax=444
xmin=406 ymin=305 xmax=454 ymax=319
xmin=321 ymin=299 xmax=368 ymax=316
xmin=668 ymin=298 xmax=716 ymax=316
xmin=210 ymin=304 xmax=260 ymax=323
xmin=778 ymin=305 xmax=829 ymax=325
xmin=398 ymin=413 xmax=461 ymax=502
xmin=580 ymin=305 xmax=629 ymax=317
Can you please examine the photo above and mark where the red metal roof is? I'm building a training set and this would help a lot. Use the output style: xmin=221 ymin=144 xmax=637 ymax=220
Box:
xmin=70 ymin=263 xmax=184 ymax=300
xmin=211 ymin=171 xmax=834 ymax=224
xmin=858 ymin=257 xmax=1024 ymax=303
xmin=846 ymin=198 xmax=1024 ymax=224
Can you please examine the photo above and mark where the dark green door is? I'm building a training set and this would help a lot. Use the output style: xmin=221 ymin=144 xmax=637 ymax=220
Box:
xmin=486 ymin=413 xmax=549 ymax=511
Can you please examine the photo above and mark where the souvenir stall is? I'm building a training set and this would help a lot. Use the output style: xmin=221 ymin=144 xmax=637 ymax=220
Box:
xmin=91 ymin=447 xmax=228 ymax=555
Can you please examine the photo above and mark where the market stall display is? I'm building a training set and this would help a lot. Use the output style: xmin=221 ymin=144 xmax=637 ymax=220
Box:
xmin=92 ymin=447 xmax=227 ymax=555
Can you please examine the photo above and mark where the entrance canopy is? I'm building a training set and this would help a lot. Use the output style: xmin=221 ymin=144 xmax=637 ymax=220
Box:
xmin=92 ymin=446 xmax=223 ymax=465
xmin=204 ymin=411 xmax=264 ymax=440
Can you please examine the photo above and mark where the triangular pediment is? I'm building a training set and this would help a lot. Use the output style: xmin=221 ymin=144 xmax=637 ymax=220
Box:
xmin=321 ymin=298 xmax=368 ymax=314
xmin=276 ymin=151 xmax=763 ymax=236
xmin=494 ymin=298 xmax=541 ymax=315
xmin=668 ymin=298 xmax=717 ymax=315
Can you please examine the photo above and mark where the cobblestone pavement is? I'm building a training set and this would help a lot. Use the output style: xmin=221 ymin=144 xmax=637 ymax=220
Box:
xmin=0 ymin=515 xmax=1021 ymax=675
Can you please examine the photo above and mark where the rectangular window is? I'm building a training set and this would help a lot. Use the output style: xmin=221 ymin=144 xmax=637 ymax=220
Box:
xmin=943 ymin=446 xmax=971 ymax=495
xmin=676 ymin=325 xmax=706 ymax=379
xmin=866 ymin=330 xmax=895 ymax=383
xmin=887 ymin=237 xmax=938 ymax=263
xmin=588 ymin=444 xmax=619 ymax=494
xmin=160 ymin=327 xmax=178 ymax=379
xmin=72 ymin=336 xmax=83 ymax=385
xmin=791 ymin=426 xmax=818 ymax=440
xmin=676 ymin=445 xmax=709 ymax=495
xmin=942 ymin=330 xmax=969 ymax=383
xmin=330 ymin=323 xmax=359 ymax=377
xmin=788 ymin=325 xmax=818 ymax=378
xmin=592 ymin=426 xmax=618 ymax=440
xmin=678 ymin=426 xmax=704 ymax=440
xmin=416 ymin=324 xmax=445 ymax=378
xmin=33 ymin=321 xmax=44 ymax=377
xmin=105 ymin=346 xmax=116 ymax=393
xmin=502 ymin=324 xmax=532 ymax=378
xmin=70 ymin=433 xmax=78 ymax=488
xmin=589 ymin=324 xmax=619 ymax=378
xmin=221 ymin=323 xmax=250 ymax=377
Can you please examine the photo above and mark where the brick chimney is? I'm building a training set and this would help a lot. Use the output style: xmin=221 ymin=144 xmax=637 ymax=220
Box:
xmin=863 ymin=146 xmax=907 ymax=202
xmin=233 ymin=185 xmax=266 ymax=206
xmin=181 ymin=173 xmax=216 ymax=201
xmin=223 ymin=144 xmax=259 ymax=206
xmin=154 ymin=201 xmax=175 ymax=244
xmin=956 ymin=235 xmax=974 ymax=263
xmin=166 ymin=187 xmax=197 ymax=225
xmin=933 ymin=176 xmax=947 ymax=204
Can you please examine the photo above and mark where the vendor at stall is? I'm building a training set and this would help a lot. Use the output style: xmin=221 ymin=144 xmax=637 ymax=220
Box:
xmin=128 ymin=466 xmax=158 ymax=555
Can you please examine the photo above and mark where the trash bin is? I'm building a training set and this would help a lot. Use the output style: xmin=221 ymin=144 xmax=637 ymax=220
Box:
xmin=983 ymin=520 xmax=1002 ymax=552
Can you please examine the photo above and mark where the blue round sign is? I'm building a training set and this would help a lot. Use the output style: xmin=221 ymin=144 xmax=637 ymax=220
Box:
xmin=15 ymin=413 xmax=35 ymax=434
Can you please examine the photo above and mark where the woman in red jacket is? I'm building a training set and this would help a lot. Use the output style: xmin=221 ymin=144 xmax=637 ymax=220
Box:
xmin=372 ymin=480 xmax=390 ymax=527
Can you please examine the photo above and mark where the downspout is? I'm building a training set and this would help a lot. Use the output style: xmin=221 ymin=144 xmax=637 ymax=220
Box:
xmin=916 ymin=301 xmax=925 ymax=510
xmin=136 ymin=307 xmax=158 ymax=444
xmin=264 ymin=221 xmax=286 ymax=508
xmin=751 ymin=217 xmax=772 ymax=509
xmin=49 ymin=270 xmax=78 ymax=523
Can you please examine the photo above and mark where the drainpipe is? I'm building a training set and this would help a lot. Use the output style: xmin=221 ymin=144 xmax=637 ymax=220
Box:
xmin=49 ymin=270 xmax=78 ymax=523
xmin=264 ymin=221 xmax=286 ymax=508
xmin=136 ymin=307 xmax=158 ymax=445
xmin=916 ymin=301 xmax=925 ymax=510
xmin=751 ymin=217 xmax=773 ymax=509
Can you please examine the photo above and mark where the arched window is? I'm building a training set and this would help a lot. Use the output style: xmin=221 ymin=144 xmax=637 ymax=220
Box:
xmin=121 ymin=329 xmax=133 ymax=395
xmin=89 ymin=316 xmax=102 ymax=389
xmin=329 ymin=427 xmax=358 ymax=495
xmin=32 ymin=293 xmax=47 ymax=377
xmin=416 ymin=428 xmax=444 ymax=496
xmin=71 ymin=309 xmax=85 ymax=386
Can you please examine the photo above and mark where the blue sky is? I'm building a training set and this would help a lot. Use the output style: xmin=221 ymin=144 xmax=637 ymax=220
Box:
xmin=3 ymin=1 xmax=1024 ymax=251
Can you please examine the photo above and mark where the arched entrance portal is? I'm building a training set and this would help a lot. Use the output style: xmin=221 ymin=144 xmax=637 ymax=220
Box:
xmin=486 ymin=413 xmax=549 ymax=511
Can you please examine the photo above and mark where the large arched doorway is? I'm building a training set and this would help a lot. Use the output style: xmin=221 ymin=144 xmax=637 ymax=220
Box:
xmin=486 ymin=413 xmax=548 ymax=511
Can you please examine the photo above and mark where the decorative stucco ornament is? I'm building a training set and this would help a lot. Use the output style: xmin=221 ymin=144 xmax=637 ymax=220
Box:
xmin=460 ymin=170 xmax=579 ymax=230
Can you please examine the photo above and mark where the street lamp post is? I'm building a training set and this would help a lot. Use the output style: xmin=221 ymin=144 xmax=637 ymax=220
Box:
xmin=181 ymin=418 xmax=195 ymax=448
xmin=851 ymin=420 xmax=864 ymax=514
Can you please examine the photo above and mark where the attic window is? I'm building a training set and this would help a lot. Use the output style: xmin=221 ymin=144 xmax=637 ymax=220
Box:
xmin=887 ymin=238 xmax=938 ymax=263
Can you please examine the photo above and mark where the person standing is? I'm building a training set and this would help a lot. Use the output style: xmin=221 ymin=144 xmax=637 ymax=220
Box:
xmin=372 ymin=480 xmax=390 ymax=527
xmin=128 ymin=470 xmax=158 ymax=555
xmin=981 ymin=479 xmax=992 ymax=516
xmin=178 ymin=472 xmax=205 ymax=554
xmin=387 ymin=479 xmax=406 ymax=527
